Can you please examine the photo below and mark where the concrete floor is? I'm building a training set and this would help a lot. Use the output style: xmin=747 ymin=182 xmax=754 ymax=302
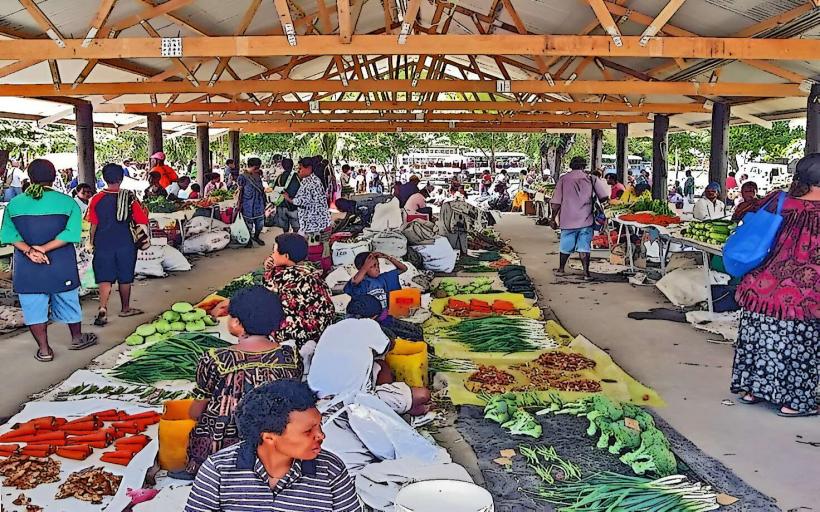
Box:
xmin=495 ymin=213 xmax=819 ymax=512
xmin=0 ymin=229 xmax=279 ymax=420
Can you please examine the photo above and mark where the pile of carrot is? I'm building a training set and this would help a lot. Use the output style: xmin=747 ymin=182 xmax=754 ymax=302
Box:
xmin=619 ymin=213 xmax=681 ymax=227
xmin=0 ymin=410 xmax=158 ymax=464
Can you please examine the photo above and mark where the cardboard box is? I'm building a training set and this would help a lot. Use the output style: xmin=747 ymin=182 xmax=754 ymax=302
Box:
xmin=523 ymin=200 xmax=537 ymax=216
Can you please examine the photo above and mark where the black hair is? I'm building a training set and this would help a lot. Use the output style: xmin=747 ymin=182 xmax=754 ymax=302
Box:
xmin=228 ymin=286 xmax=284 ymax=336
xmin=75 ymin=183 xmax=93 ymax=193
xmin=275 ymin=233 xmax=308 ymax=263
xmin=728 ymin=171 xmax=736 ymax=177
xmin=346 ymin=294 xmax=382 ymax=318
xmin=685 ymin=170 xmax=692 ymax=176
xmin=149 ymin=171 xmax=161 ymax=180
xmin=248 ymin=157 xmax=262 ymax=168
xmin=236 ymin=380 xmax=317 ymax=467
xmin=226 ymin=159 xmax=235 ymax=166
xmin=191 ymin=183 xmax=201 ymax=192
xmin=354 ymin=251 xmax=371 ymax=270
xmin=635 ymin=182 xmax=651 ymax=195
xmin=298 ymin=157 xmax=314 ymax=169
xmin=102 ymin=163 xmax=125 ymax=184
xmin=282 ymin=158 xmax=294 ymax=172
xmin=342 ymin=164 xmax=351 ymax=172
xmin=179 ymin=175 xmax=191 ymax=184
xmin=27 ymin=159 xmax=57 ymax=184
xmin=569 ymin=156 xmax=587 ymax=171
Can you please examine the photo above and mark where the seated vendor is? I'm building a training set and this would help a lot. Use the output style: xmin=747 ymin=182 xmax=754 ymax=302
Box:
xmin=344 ymin=251 xmax=406 ymax=321
xmin=177 ymin=286 xmax=303 ymax=478
xmin=731 ymin=181 xmax=759 ymax=221
xmin=185 ymin=380 xmax=363 ymax=512
xmin=308 ymin=295 xmax=432 ymax=417
xmin=693 ymin=182 xmax=727 ymax=220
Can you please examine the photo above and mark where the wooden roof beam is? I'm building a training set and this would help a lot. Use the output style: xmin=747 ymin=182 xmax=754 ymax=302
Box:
xmin=0 ymin=59 xmax=40 ymax=79
xmin=638 ymin=0 xmax=688 ymax=45
xmin=207 ymin=121 xmax=621 ymax=132
xmin=398 ymin=0 xmax=422 ymax=43
xmin=273 ymin=0 xmax=298 ymax=46
xmin=82 ymin=0 xmax=117 ymax=46
xmin=17 ymin=79 xmax=804 ymax=97
xmin=585 ymin=0 xmax=623 ymax=47
xmin=110 ymin=0 xmax=196 ymax=33
xmin=338 ymin=0 xmax=352 ymax=43
xmin=209 ymin=0 xmax=263 ymax=86
xmin=98 ymin=99 xmax=708 ymax=114
xmin=17 ymin=0 xmax=65 ymax=47
xmin=162 ymin=112 xmax=649 ymax=123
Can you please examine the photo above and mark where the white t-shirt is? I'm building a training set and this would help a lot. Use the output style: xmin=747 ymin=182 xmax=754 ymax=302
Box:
xmin=7 ymin=167 xmax=25 ymax=188
xmin=307 ymin=318 xmax=391 ymax=399
xmin=693 ymin=197 xmax=726 ymax=220
xmin=166 ymin=182 xmax=190 ymax=199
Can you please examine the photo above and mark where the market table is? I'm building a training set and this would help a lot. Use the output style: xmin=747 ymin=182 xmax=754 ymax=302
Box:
xmin=665 ymin=231 xmax=724 ymax=313
xmin=609 ymin=215 xmax=680 ymax=274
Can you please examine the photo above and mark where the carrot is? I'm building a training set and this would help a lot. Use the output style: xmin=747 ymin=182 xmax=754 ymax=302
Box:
xmin=0 ymin=444 xmax=19 ymax=455
xmin=67 ymin=432 xmax=110 ymax=442
xmin=14 ymin=416 xmax=63 ymax=431
xmin=120 ymin=411 xmax=160 ymax=422
xmin=115 ymin=435 xmax=150 ymax=447
xmin=20 ymin=445 xmax=54 ymax=457
xmin=111 ymin=421 xmax=144 ymax=434
xmin=100 ymin=452 xmax=134 ymax=466
xmin=27 ymin=439 xmax=68 ymax=446
xmin=56 ymin=446 xmax=92 ymax=460
xmin=101 ymin=428 xmax=126 ymax=440
xmin=11 ymin=431 xmax=66 ymax=443
xmin=112 ymin=444 xmax=144 ymax=455
xmin=0 ymin=426 xmax=37 ymax=441
xmin=66 ymin=440 xmax=109 ymax=449
xmin=95 ymin=410 xmax=121 ymax=422
xmin=58 ymin=420 xmax=98 ymax=432
xmin=133 ymin=418 xmax=160 ymax=429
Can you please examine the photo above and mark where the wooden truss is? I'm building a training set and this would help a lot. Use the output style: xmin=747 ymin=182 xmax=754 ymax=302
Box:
xmin=0 ymin=0 xmax=817 ymax=133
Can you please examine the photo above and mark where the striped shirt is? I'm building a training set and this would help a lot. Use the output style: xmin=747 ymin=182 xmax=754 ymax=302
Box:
xmin=184 ymin=443 xmax=363 ymax=512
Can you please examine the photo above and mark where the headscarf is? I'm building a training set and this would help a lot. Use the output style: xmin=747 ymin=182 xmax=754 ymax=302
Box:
xmin=25 ymin=159 xmax=57 ymax=200
xmin=706 ymin=182 xmax=721 ymax=191
xmin=795 ymin=153 xmax=820 ymax=186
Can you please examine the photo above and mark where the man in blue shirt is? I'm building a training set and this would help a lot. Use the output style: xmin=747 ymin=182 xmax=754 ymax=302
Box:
xmin=0 ymin=159 xmax=98 ymax=361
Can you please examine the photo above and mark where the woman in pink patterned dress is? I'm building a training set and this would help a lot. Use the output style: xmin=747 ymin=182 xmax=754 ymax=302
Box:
xmin=732 ymin=154 xmax=820 ymax=417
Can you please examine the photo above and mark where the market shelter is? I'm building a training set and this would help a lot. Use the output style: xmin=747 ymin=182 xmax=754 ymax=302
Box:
xmin=0 ymin=0 xmax=818 ymax=195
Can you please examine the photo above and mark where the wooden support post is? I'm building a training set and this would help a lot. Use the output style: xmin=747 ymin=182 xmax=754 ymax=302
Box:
xmin=806 ymin=83 xmax=820 ymax=156
xmin=616 ymin=123 xmax=628 ymax=184
xmin=590 ymin=129 xmax=603 ymax=171
xmin=652 ymin=114 xmax=669 ymax=200
xmin=75 ymin=101 xmax=95 ymax=191
xmin=146 ymin=113 xmax=163 ymax=159
xmin=709 ymin=102 xmax=730 ymax=198
xmin=196 ymin=124 xmax=210 ymax=189
xmin=229 ymin=129 xmax=240 ymax=168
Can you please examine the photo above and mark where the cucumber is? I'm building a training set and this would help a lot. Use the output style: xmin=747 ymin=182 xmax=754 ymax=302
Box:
xmin=125 ymin=334 xmax=144 ymax=346
xmin=172 ymin=302 xmax=194 ymax=313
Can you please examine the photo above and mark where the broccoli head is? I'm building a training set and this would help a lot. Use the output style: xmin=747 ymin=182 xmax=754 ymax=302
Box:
xmin=595 ymin=419 xmax=615 ymax=449
xmin=619 ymin=428 xmax=670 ymax=465
xmin=586 ymin=395 xmax=624 ymax=424
xmin=629 ymin=444 xmax=678 ymax=477
xmin=622 ymin=403 xmax=656 ymax=431
xmin=608 ymin=421 xmax=642 ymax=454
xmin=554 ymin=396 xmax=594 ymax=416
xmin=586 ymin=414 xmax=611 ymax=437
xmin=484 ymin=393 xmax=517 ymax=424
xmin=502 ymin=409 xmax=543 ymax=438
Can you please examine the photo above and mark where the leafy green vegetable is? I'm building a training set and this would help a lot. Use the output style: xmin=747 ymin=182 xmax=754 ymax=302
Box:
xmin=110 ymin=333 xmax=229 ymax=384
xmin=436 ymin=316 xmax=554 ymax=353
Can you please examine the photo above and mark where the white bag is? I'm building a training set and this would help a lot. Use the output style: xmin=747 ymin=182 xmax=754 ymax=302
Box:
xmin=370 ymin=197 xmax=403 ymax=231
xmin=135 ymin=246 xmax=166 ymax=277
xmin=414 ymin=236 xmax=457 ymax=273
xmin=230 ymin=213 xmax=251 ymax=245
xmin=370 ymin=231 xmax=407 ymax=258
xmin=332 ymin=239 xmax=371 ymax=266
xmin=161 ymin=245 xmax=192 ymax=272
xmin=656 ymin=267 xmax=729 ymax=307
xmin=183 ymin=231 xmax=231 ymax=254
xmin=185 ymin=216 xmax=229 ymax=236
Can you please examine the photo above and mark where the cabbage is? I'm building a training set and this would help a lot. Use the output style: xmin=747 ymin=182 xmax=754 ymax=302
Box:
xmin=172 ymin=302 xmax=194 ymax=313
xmin=125 ymin=335 xmax=144 ymax=346
xmin=154 ymin=320 xmax=171 ymax=334
xmin=162 ymin=310 xmax=181 ymax=322
xmin=135 ymin=324 xmax=156 ymax=337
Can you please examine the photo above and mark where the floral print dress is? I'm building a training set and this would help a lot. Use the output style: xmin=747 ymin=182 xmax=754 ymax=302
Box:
xmin=263 ymin=261 xmax=336 ymax=348
xmin=731 ymin=194 xmax=819 ymax=413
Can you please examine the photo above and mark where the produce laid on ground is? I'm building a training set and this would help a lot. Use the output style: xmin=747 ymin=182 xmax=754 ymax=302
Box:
xmin=216 ymin=271 xmax=264 ymax=298
xmin=433 ymin=277 xmax=494 ymax=297
xmin=467 ymin=365 xmax=516 ymax=393
xmin=55 ymin=466 xmax=121 ymax=504
xmin=539 ymin=396 xmax=678 ymax=477
xmin=0 ymin=410 xmax=158 ymax=463
xmin=681 ymin=219 xmax=737 ymax=246
xmin=125 ymin=302 xmax=218 ymax=347
xmin=436 ymin=316 xmax=555 ymax=352
xmin=12 ymin=492 xmax=43 ymax=511
xmin=458 ymin=251 xmax=513 ymax=272
xmin=532 ymin=472 xmax=719 ymax=511
xmin=207 ymin=188 xmax=235 ymax=202
xmin=111 ymin=333 xmax=229 ymax=384
xmin=0 ymin=455 xmax=61 ymax=489
xmin=468 ymin=229 xmax=512 ymax=252
xmin=498 ymin=265 xmax=536 ymax=298
xmin=520 ymin=444 xmax=581 ymax=484
xmin=442 ymin=297 xmax=521 ymax=317
xmin=482 ymin=393 xmax=542 ymax=438
xmin=618 ymin=213 xmax=681 ymax=227
xmin=428 ymin=354 xmax=477 ymax=373
xmin=144 ymin=196 xmax=194 ymax=214
xmin=55 ymin=384 xmax=192 ymax=405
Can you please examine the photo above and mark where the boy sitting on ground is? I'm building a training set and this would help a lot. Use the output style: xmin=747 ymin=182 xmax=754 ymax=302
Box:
xmin=308 ymin=295 xmax=431 ymax=416
xmin=344 ymin=251 xmax=407 ymax=321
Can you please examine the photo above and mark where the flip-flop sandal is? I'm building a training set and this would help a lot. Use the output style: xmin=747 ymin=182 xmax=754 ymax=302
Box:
xmin=34 ymin=349 xmax=54 ymax=362
xmin=776 ymin=409 xmax=818 ymax=418
xmin=738 ymin=395 xmax=764 ymax=405
xmin=94 ymin=309 xmax=108 ymax=326
xmin=118 ymin=309 xmax=144 ymax=318
xmin=69 ymin=333 xmax=99 ymax=350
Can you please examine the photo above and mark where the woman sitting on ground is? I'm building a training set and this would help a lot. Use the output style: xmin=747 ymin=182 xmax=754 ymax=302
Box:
xmin=185 ymin=380 xmax=362 ymax=512
xmin=262 ymin=233 xmax=335 ymax=361
xmin=179 ymin=286 xmax=303 ymax=477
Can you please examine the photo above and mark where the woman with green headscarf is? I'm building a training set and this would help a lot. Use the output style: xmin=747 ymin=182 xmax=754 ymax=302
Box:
xmin=0 ymin=159 xmax=98 ymax=362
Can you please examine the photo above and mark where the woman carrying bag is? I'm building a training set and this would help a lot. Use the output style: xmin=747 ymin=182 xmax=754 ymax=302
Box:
xmin=730 ymin=153 xmax=820 ymax=417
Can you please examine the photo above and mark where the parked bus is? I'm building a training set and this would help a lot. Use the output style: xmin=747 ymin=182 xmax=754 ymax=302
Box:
xmin=463 ymin=152 xmax=529 ymax=175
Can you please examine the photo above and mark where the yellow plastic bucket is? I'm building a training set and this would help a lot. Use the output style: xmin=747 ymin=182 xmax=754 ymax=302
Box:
xmin=158 ymin=399 xmax=197 ymax=471
xmin=386 ymin=339 xmax=429 ymax=387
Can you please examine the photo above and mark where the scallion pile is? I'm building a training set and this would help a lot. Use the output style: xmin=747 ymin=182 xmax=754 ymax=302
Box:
xmin=110 ymin=333 xmax=230 ymax=384
xmin=437 ymin=316 xmax=556 ymax=353
xmin=533 ymin=472 xmax=719 ymax=511
xmin=429 ymin=354 xmax=478 ymax=373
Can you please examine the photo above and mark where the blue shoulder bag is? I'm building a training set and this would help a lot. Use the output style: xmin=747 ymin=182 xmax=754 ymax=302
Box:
xmin=723 ymin=192 xmax=786 ymax=278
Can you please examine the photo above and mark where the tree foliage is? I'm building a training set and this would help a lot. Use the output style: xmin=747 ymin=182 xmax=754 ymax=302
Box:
xmin=0 ymin=119 xmax=75 ymax=159
xmin=728 ymin=121 xmax=805 ymax=164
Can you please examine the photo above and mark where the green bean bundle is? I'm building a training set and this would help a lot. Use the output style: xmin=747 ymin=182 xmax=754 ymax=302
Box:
xmin=437 ymin=316 xmax=556 ymax=353
xmin=110 ymin=333 xmax=230 ymax=384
